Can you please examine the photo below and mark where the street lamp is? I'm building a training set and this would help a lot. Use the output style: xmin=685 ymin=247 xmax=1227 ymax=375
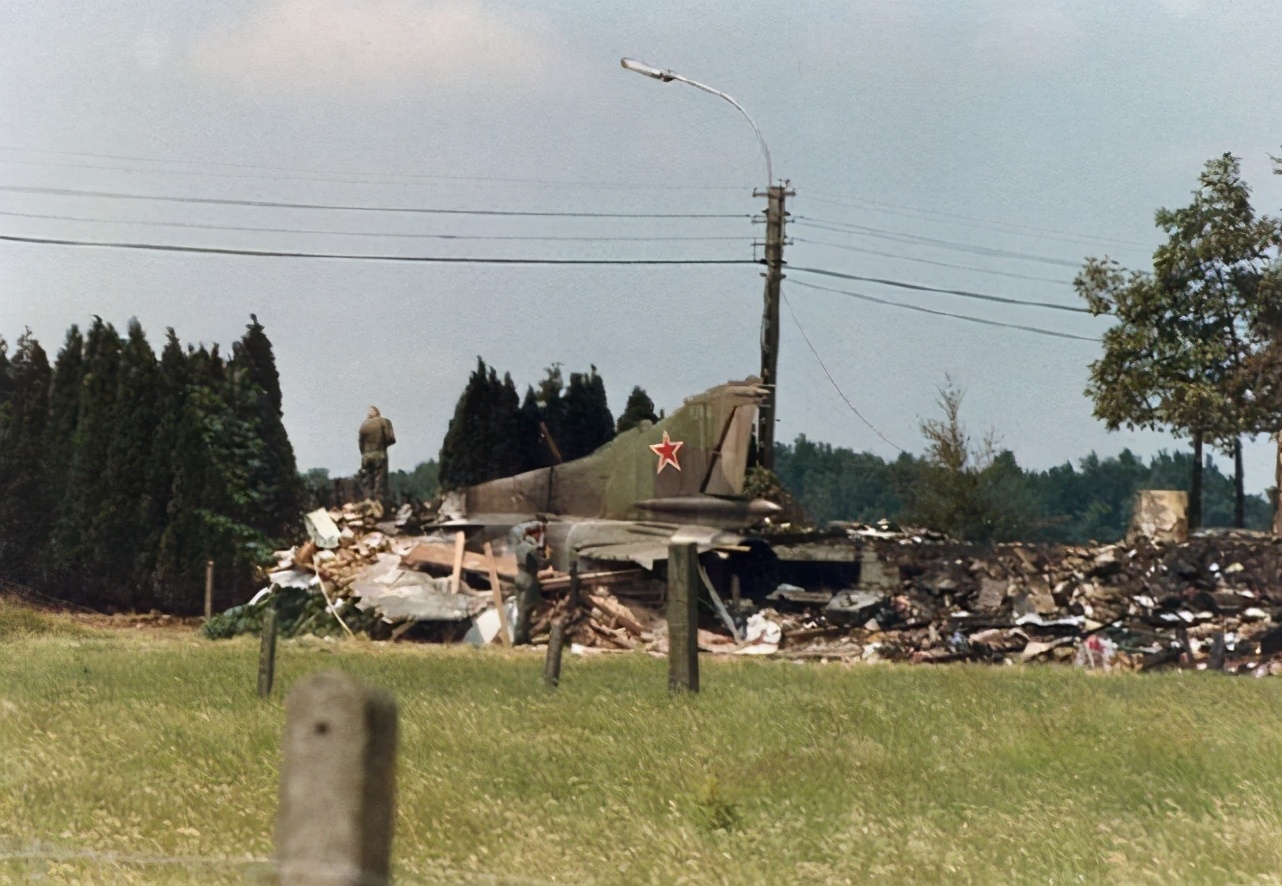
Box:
xmin=619 ymin=58 xmax=772 ymax=187
xmin=619 ymin=57 xmax=789 ymax=471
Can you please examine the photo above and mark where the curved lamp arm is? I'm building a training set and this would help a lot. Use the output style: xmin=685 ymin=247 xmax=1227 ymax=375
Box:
xmin=621 ymin=58 xmax=772 ymax=188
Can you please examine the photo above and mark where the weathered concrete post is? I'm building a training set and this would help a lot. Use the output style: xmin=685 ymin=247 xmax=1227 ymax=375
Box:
xmin=204 ymin=560 xmax=214 ymax=620
xmin=258 ymin=605 xmax=278 ymax=698
xmin=277 ymin=671 xmax=397 ymax=886
xmin=544 ymin=622 xmax=565 ymax=689
xmin=667 ymin=542 xmax=699 ymax=693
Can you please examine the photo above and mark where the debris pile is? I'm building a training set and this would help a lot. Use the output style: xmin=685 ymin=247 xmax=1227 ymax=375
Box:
xmin=206 ymin=500 xmax=1282 ymax=676
xmin=770 ymin=522 xmax=1282 ymax=674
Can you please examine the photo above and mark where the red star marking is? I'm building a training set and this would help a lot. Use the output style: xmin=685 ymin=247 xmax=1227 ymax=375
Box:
xmin=649 ymin=431 xmax=684 ymax=474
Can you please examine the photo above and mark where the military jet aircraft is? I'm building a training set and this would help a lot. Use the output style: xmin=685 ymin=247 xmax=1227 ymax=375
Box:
xmin=437 ymin=378 xmax=782 ymax=587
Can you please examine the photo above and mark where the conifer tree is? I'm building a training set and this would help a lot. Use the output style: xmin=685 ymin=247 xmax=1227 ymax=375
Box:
xmin=559 ymin=367 xmax=613 ymax=460
xmin=439 ymin=358 xmax=497 ymax=489
xmin=231 ymin=315 xmax=303 ymax=538
xmin=50 ymin=318 xmax=123 ymax=601
xmin=0 ymin=333 xmax=52 ymax=580
xmin=616 ymin=386 xmax=659 ymax=434
xmin=42 ymin=325 xmax=85 ymax=542
xmin=100 ymin=320 xmax=162 ymax=604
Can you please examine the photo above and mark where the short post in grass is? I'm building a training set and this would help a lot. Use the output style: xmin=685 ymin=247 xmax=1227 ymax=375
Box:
xmin=667 ymin=542 xmax=699 ymax=693
xmin=277 ymin=671 xmax=398 ymax=886
xmin=258 ymin=603 xmax=278 ymax=698
xmin=204 ymin=559 xmax=214 ymax=621
xmin=544 ymin=621 xmax=566 ymax=688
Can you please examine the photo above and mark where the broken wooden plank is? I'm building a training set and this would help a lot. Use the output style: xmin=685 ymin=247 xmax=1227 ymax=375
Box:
xmin=449 ymin=532 xmax=466 ymax=595
xmin=402 ymin=542 xmax=518 ymax=581
xmin=484 ymin=541 xmax=511 ymax=648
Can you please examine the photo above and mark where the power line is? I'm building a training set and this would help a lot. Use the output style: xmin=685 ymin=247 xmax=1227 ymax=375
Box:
xmin=0 ymin=209 xmax=750 ymax=243
xmin=781 ymin=293 xmax=903 ymax=452
xmin=791 ymin=236 xmax=1071 ymax=285
xmin=790 ymin=265 xmax=1090 ymax=313
xmin=0 ymin=232 xmax=754 ymax=265
xmin=788 ymin=278 xmax=1101 ymax=342
xmin=0 ymin=185 xmax=752 ymax=219
xmin=798 ymin=187 xmax=1151 ymax=249
xmin=0 ymin=145 xmax=744 ymax=191
xmin=793 ymin=217 xmax=1086 ymax=268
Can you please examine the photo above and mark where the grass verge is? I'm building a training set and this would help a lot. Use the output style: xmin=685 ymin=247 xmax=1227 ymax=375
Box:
xmin=2 ymin=605 xmax=1282 ymax=884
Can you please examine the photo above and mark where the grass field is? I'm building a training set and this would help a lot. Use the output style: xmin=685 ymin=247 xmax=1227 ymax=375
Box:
xmin=4 ymin=598 xmax=1282 ymax=885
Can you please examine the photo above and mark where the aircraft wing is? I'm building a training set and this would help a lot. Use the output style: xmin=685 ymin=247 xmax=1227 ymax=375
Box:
xmin=567 ymin=520 xmax=748 ymax=571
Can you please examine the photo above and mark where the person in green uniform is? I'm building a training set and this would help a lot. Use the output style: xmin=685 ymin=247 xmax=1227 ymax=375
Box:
xmin=511 ymin=520 xmax=549 ymax=646
xmin=357 ymin=406 xmax=396 ymax=507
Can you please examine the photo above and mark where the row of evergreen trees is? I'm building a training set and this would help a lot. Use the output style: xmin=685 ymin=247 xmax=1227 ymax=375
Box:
xmin=437 ymin=358 xmax=658 ymax=489
xmin=0 ymin=316 xmax=303 ymax=613
xmin=775 ymin=435 xmax=1272 ymax=544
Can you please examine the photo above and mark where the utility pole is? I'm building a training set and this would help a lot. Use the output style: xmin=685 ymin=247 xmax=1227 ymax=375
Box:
xmin=756 ymin=183 xmax=792 ymax=471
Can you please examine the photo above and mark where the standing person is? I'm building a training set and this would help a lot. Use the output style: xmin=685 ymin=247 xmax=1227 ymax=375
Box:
xmin=511 ymin=520 xmax=549 ymax=646
xmin=358 ymin=406 xmax=396 ymax=507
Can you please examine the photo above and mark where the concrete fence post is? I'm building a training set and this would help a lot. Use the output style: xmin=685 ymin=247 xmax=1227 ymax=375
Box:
xmin=277 ymin=671 xmax=398 ymax=885
xmin=667 ymin=542 xmax=699 ymax=693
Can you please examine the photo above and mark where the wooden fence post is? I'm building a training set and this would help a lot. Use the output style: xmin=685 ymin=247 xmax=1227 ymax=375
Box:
xmin=204 ymin=560 xmax=214 ymax=620
xmin=277 ymin=671 xmax=397 ymax=886
xmin=544 ymin=622 xmax=565 ymax=688
xmin=258 ymin=605 xmax=278 ymax=698
xmin=668 ymin=542 xmax=699 ymax=693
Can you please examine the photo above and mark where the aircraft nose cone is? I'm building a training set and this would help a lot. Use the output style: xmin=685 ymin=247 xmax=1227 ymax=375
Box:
xmin=746 ymin=498 xmax=783 ymax=516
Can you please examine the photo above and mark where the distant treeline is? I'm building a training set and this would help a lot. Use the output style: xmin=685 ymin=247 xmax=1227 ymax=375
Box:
xmin=775 ymin=435 xmax=1272 ymax=543
xmin=0 ymin=317 xmax=302 ymax=613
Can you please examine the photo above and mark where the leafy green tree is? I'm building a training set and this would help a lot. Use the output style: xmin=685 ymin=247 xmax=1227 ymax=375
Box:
xmin=389 ymin=460 xmax=440 ymax=502
xmin=153 ymin=345 xmax=270 ymax=613
xmin=616 ymin=386 xmax=659 ymax=434
xmin=902 ymin=379 xmax=1038 ymax=542
xmin=1079 ymin=154 xmax=1280 ymax=528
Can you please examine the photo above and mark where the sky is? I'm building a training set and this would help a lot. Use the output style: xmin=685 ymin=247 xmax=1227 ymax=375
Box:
xmin=2 ymin=0 xmax=1281 ymax=491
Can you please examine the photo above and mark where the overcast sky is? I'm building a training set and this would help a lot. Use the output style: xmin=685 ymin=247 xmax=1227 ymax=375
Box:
xmin=2 ymin=0 xmax=1281 ymax=491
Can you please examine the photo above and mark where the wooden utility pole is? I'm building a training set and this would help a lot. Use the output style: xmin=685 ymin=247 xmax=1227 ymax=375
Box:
xmin=756 ymin=183 xmax=793 ymax=471
xmin=1274 ymin=432 xmax=1282 ymax=536
xmin=667 ymin=542 xmax=699 ymax=693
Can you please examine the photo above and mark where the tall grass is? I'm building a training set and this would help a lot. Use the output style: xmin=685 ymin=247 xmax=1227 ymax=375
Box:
xmin=3 ymin=605 xmax=1282 ymax=883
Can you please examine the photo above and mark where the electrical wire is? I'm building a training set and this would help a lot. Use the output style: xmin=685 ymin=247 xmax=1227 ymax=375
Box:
xmin=798 ymin=187 xmax=1151 ymax=249
xmin=792 ymin=217 xmax=1087 ymax=268
xmin=791 ymin=235 xmax=1071 ymax=285
xmin=0 ymin=209 xmax=750 ymax=242
xmin=790 ymin=266 xmax=1089 ymax=313
xmin=781 ymin=293 xmax=903 ymax=452
xmin=0 ymin=145 xmax=745 ymax=191
xmin=0 ymin=232 xmax=754 ymax=264
xmin=0 ymin=185 xmax=752 ymax=219
xmin=788 ymin=278 xmax=1101 ymax=342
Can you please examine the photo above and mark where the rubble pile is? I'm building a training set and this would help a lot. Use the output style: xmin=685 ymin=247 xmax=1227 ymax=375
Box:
xmin=233 ymin=502 xmax=672 ymax=647
xmin=210 ymin=499 xmax=1282 ymax=676
xmin=775 ymin=522 xmax=1282 ymax=674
